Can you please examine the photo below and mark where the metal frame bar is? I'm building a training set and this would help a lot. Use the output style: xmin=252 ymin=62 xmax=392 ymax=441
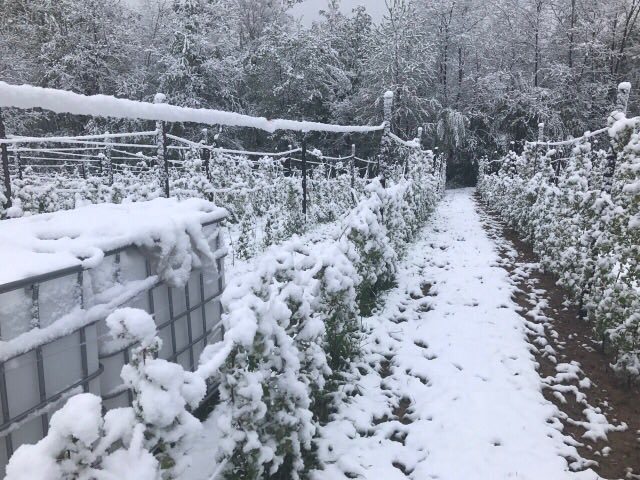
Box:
xmin=185 ymin=283 xmax=195 ymax=370
xmin=0 ymin=365 xmax=104 ymax=435
xmin=0 ymin=363 xmax=13 ymax=456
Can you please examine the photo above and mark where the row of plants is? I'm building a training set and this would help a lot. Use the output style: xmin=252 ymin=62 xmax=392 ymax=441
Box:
xmin=3 ymin=147 xmax=445 ymax=480
xmin=198 ymin=146 xmax=444 ymax=479
xmin=478 ymin=110 xmax=640 ymax=380
xmin=1 ymin=150 xmax=373 ymax=259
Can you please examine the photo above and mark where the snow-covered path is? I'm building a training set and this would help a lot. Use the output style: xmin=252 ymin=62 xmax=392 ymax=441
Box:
xmin=316 ymin=188 xmax=599 ymax=480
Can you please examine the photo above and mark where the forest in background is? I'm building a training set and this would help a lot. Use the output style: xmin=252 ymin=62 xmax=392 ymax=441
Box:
xmin=1 ymin=0 xmax=639 ymax=185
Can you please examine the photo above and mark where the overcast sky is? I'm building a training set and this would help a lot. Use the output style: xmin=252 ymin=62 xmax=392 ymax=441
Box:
xmin=123 ymin=0 xmax=389 ymax=26
xmin=289 ymin=0 xmax=388 ymax=26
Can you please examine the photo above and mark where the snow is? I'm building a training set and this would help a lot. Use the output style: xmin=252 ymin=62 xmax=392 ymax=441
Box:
xmin=105 ymin=307 xmax=157 ymax=351
xmin=0 ymin=82 xmax=385 ymax=134
xmin=314 ymin=189 xmax=600 ymax=480
xmin=48 ymin=393 xmax=103 ymax=446
xmin=100 ymin=424 xmax=159 ymax=480
xmin=0 ymin=197 xmax=227 ymax=287
xmin=4 ymin=393 xmax=160 ymax=480
xmin=619 ymin=81 xmax=632 ymax=93
xmin=388 ymin=131 xmax=420 ymax=148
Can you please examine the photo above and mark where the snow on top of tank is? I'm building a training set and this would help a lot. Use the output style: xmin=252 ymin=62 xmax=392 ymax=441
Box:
xmin=0 ymin=198 xmax=227 ymax=287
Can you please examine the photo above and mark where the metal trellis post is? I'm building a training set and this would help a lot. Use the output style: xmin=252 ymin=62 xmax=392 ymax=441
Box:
xmin=534 ymin=122 xmax=544 ymax=175
xmin=154 ymin=93 xmax=170 ymax=198
xmin=0 ymin=108 xmax=12 ymax=210
xmin=378 ymin=90 xmax=394 ymax=187
xmin=13 ymin=145 xmax=22 ymax=181
xmin=351 ymin=144 xmax=356 ymax=188
xmin=104 ymin=131 xmax=114 ymax=186
xmin=301 ymin=133 xmax=308 ymax=217
xmin=201 ymin=128 xmax=212 ymax=182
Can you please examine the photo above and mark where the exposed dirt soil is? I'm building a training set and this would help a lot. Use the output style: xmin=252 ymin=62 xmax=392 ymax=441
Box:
xmin=477 ymin=197 xmax=640 ymax=479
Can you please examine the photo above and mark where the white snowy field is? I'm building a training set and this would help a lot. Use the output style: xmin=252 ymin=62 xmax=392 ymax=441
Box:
xmin=314 ymin=188 xmax=600 ymax=480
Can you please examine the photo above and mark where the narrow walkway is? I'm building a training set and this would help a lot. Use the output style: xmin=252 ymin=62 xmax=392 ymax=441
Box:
xmin=315 ymin=188 xmax=600 ymax=480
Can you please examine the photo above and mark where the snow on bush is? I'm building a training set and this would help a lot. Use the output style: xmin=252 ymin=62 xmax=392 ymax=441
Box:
xmin=196 ymin=147 xmax=444 ymax=479
xmin=106 ymin=308 xmax=206 ymax=477
xmin=4 ymin=394 xmax=159 ymax=480
xmin=478 ymin=109 xmax=640 ymax=379
xmin=5 ymin=307 xmax=207 ymax=480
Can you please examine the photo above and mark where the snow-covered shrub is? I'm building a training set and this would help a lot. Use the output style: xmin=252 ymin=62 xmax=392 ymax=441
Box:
xmin=478 ymin=109 xmax=640 ymax=379
xmin=197 ymin=155 xmax=444 ymax=479
xmin=209 ymin=248 xmax=318 ymax=480
xmin=106 ymin=308 xmax=206 ymax=478
xmin=4 ymin=394 xmax=159 ymax=480
xmin=343 ymin=180 xmax=398 ymax=306
xmin=4 ymin=304 xmax=209 ymax=480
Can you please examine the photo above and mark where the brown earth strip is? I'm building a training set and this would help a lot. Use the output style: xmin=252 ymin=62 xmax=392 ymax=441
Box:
xmin=476 ymin=195 xmax=640 ymax=480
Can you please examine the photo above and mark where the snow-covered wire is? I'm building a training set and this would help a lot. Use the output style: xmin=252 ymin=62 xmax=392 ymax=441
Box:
xmin=525 ymin=127 xmax=608 ymax=147
xmin=16 ymin=146 xmax=106 ymax=152
xmin=2 ymin=130 xmax=158 ymax=145
xmin=306 ymin=149 xmax=354 ymax=161
xmin=0 ymin=81 xmax=385 ymax=134
xmin=213 ymin=147 xmax=301 ymax=157
xmin=388 ymin=131 xmax=420 ymax=148
xmin=167 ymin=134 xmax=303 ymax=157
xmin=11 ymin=139 xmax=159 ymax=148
xmin=110 ymin=148 xmax=154 ymax=160
xmin=354 ymin=156 xmax=377 ymax=164
xmin=19 ymin=156 xmax=99 ymax=163
xmin=18 ymin=164 xmax=77 ymax=169
xmin=14 ymin=150 xmax=101 ymax=158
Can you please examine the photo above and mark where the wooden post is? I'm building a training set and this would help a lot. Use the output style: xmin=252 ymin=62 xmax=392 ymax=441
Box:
xmin=154 ymin=93 xmax=170 ymax=197
xmin=79 ymin=162 xmax=87 ymax=180
xmin=378 ymin=90 xmax=394 ymax=186
xmin=604 ymin=82 xmax=631 ymax=192
xmin=350 ymin=144 xmax=356 ymax=188
xmin=417 ymin=126 xmax=423 ymax=147
xmin=0 ymin=108 xmax=12 ymax=210
xmin=301 ymin=134 xmax=308 ymax=217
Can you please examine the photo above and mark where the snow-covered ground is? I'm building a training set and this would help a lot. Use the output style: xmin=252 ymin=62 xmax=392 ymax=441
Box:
xmin=315 ymin=188 xmax=600 ymax=480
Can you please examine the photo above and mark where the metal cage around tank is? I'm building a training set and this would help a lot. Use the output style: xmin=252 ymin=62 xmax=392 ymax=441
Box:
xmin=0 ymin=217 xmax=226 ymax=475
